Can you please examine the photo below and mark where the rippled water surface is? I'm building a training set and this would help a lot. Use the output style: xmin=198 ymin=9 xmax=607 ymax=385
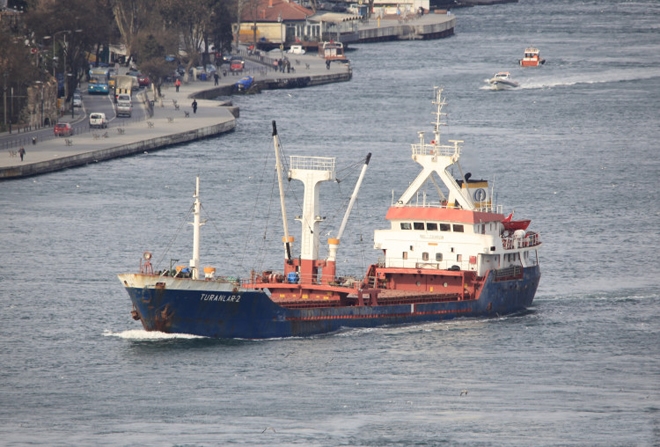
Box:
xmin=2 ymin=1 xmax=659 ymax=445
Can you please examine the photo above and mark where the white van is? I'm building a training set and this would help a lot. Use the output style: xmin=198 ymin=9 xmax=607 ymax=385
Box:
xmin=287 ymin=45 xmax=306 ymax=55
xmin=89 ymin=112 xmax=108 ymax=129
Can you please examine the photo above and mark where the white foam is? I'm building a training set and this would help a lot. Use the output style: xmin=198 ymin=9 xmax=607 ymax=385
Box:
xmin=103 ymin=329 xmax=205 ymax=340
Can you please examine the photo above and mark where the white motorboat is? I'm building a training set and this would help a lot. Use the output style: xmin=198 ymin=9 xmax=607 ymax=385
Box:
xmin=487 ymin=71 xmax=520 ymax=90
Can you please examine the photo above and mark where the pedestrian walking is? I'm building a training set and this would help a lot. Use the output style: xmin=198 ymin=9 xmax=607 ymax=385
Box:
xmin=18 ymin=147 xmax=26 ymax=161
xmin=175 ymin=78 xmax=181 ymax=92
xmin=192 ymin=100 xmax=198 ymax=114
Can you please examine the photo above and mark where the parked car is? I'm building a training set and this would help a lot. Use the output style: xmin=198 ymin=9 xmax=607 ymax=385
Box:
xmin=230 ymin=57 xmax=245 ymax=72
xmin=54 ymin=123 xmax=73 ymax=137
xmin=206 ymin=64 xmax=218 ymax=76
xmin=287 ymin=45 xmax=306 ymax=55
xmin=73 ymin=93 xmax=82 ymax=108
xmin=126 ymin=70 xmax=150 ymax=87
xmin=194 ymin=66 xmax=208 ymax=80
xmin=89 ymin=112 xmax=108 ymax=129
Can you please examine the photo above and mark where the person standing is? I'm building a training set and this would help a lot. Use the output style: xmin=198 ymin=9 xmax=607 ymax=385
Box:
xmin=18 ymin=147 xmax=26 ymax=161
xmin=175 ymin=78 xmax=181 ymax=92
xmin=214 ymin=73 xmax=219 ymax=85
xmin=192 ymin=100 xmax=198 ymax=114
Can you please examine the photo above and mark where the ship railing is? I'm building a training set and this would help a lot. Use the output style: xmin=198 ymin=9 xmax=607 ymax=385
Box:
xmin=411 ymin=143 xmax=458 ymax=158
xmin=493 ymin=265 xmax=522 ymax=280
xmin=377 ymin=258 xmax=471 ymax=272
xmin=525 ymin=231 xmax=541 ymax=247
xmin=415 ymin=262 xmax=441 ymax=269
xmin=251 ymin=271 xmax=359 ymax=288
xmin=397 ymin=200 xmax=496 ymax=214
xmin=501 ymin=231 xmax=542 ymax=250
xmin=290 ymin=156 xmax=336 ymax=172
xmin=475 ymin=204 xmax=496 ymax=213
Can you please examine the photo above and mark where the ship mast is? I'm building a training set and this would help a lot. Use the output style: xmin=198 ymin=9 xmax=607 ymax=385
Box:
xmin=395 ymin=87 xmax=475 ymax=210
xmin=336 ymin=153 xmax=371 ymax=241
xmin=272 ymin=121 xmax=293 ymax=262
xmin=190 ymin=176 xmax=202 ymax=280
xmin=324 ymin=153 xmax=371 ymax=282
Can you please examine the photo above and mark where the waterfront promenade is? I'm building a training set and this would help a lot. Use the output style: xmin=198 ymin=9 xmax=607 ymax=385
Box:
xmin=0 ymin=51 xmax=350 ymax=180
xmin=0 ymin=14 xmax=455 ymax=180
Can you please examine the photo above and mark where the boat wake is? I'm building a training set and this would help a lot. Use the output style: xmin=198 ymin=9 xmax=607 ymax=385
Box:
xmin=519 ymin=68 xmax=660 ymax=90
xmin=103 ymin=329 xmax=205 ymax=340
xmin=480 ymin=82 xmax=517 ymax=91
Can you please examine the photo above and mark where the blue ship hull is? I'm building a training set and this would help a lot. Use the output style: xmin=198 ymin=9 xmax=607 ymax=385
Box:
xmin=122 ymin=265 xmax=540 ymax=339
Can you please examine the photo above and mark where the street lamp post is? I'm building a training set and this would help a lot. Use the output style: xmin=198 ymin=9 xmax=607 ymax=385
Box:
xmin=43 ymin=30 xmax=71 ymax=79
xmin=278 ymin=14 xmax=284 ymax=59
xmin=10 ymin=86 xmax=13 ymax=133
xmin=2 ymin=72 xmax=7 ymax=128
xmin=35 ymin=81 xmax=44 ymax=127
xmin=68 ymin=74 xmax=74 ymax=118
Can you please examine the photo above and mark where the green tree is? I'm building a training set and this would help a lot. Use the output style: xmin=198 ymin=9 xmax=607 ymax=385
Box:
xmin=208 ymin=0 xmax=236 ymax=56
xmin=24 ymin=0 xmax=115 ymax=99
xmin=135 ymin=33 xmax=176 ymax=97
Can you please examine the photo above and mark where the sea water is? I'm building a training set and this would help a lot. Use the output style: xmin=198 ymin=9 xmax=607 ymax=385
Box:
xmin=1 ymin=1 xmax=659 ymax=445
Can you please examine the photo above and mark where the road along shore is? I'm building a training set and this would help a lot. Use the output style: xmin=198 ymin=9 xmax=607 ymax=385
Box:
xmin=0 ymin=14 xmax=456 ymax=180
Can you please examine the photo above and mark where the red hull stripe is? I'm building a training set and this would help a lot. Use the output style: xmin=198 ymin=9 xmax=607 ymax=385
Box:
xmin=286 ymin=307 xmax=471 ymax=322
xmin=385 ymin=207 xmax=503 ymax=223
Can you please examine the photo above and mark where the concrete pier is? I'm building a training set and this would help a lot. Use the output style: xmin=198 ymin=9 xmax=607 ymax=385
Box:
xmin=356 ymin=13 xmax=455 ymax=42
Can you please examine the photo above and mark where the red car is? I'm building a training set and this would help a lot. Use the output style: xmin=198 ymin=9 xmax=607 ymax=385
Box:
xmin=230 ymin=57 xmax=244 ymax=72
xmin=137 ymin=73 xmax=150 ymax=87
xmin=54 ymin=123 xmax=73 ymax=137
xmin=127 ymin=70 xmax=150 ymax=87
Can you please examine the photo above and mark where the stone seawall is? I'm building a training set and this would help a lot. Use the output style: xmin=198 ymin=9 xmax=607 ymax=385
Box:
xmin=0 ymin=120 xmax=235 ymax=180
xmin=191 ymin=72 xmax=352 ymax=99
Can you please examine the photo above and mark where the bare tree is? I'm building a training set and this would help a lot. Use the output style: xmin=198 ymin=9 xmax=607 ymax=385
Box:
xmin=111 ymin=0 xmax=157 ymax=65
xmin=159 ymin=0 xmax=213 ymax=81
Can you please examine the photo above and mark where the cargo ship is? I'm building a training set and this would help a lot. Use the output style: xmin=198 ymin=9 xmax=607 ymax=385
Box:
xmin=118 ymin=88 xmax=541 ymax=338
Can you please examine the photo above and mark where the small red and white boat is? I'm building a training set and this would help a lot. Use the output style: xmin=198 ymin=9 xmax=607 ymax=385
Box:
xmin=519 ymin=47 xmax=545 ymax=67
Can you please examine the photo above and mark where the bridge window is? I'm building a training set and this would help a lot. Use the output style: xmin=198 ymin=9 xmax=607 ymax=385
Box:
xmin=422 ymin=252 xmax=429 ymax=261
xmin=453 ymin=224 xmax=464 ymax=232
xmin=400 ymin=222 xmax=412 ymax=230
xmin=427 ymin=222 xmax=438 ymax=231
xmin=457 ymin=254 xmax=462 ymax=262
xmin=402 ymin=252 xmax=408 ymax=260
xmin=440 ymin=223 xmax=451 ymax=231
xmin=436 ymin=253 xmax=443 ymax=261
xmin=414 ymin=222 xmax=425 ymax=230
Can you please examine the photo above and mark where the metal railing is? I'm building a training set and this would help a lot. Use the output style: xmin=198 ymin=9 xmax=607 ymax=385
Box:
xmin=290 ymin=155 xmax=335 ymax=172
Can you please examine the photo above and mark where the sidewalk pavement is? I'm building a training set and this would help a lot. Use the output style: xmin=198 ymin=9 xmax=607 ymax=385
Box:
xmin=0 ymin=52 xmax=347 ymax=174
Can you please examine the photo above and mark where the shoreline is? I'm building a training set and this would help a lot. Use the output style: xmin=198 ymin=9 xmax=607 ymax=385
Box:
xmin=0 ymin=14 xmax=455 ymax=181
